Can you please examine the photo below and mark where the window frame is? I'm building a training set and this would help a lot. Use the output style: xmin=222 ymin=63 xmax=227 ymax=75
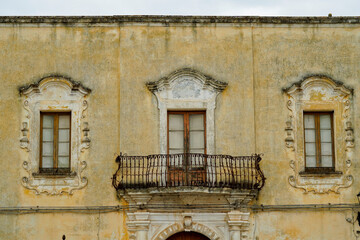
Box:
xmin=39 ymin=111 xmax=72 ymax=174
xmin=303 ymin=111 xmax=335 ymax=173
xmin=167 ymin=111 xmax=207 ymax=155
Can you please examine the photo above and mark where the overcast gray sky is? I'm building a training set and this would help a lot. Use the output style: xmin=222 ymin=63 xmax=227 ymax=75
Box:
xmin=0 ymin=0 xmax=359 ymax=16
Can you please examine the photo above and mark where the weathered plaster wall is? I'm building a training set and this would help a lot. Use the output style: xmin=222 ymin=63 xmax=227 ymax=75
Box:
xmin=252 ymin=26 xmax=360 ymax=204
xmin=119 ymin=25 xmax=255 ymax=155
xmin=251 ymin=210 xmax=354 ymax=240
xmin=0 ymin=26 xmax=124 ymax=239
xmin=0 ymin=19 xmax=360 ymax=239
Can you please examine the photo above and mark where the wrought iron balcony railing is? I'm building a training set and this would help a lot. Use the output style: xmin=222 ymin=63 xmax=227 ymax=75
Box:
xmin=112 ymin=153 xmax=265 ymax=191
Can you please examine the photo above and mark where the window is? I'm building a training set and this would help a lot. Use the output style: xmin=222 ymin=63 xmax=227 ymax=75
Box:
xmin=168 ymin=111 xmax=206 ymax=154
xmin=19 ymin=76 xmax=90 ymax=194
xmin=40 ymin=112 xmax=71 ymax=174
xmin=304 ymin=112 xmax=334 ymax=172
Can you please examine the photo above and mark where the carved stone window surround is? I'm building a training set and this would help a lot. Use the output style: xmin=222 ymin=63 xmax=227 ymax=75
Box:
xmin=19 ymin=76 xmax=91 ymax=195
xmin=284 ymin=75 xmax=354 ymax=193
xmin=146 ymin=68 xmax=227 ymax=154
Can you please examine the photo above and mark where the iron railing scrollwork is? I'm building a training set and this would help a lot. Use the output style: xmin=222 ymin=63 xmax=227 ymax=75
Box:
xmin=112 ymin=153 xmax=265 ymax=191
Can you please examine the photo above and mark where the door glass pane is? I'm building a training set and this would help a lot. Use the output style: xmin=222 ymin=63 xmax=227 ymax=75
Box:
xmin=58 ymin=129 xmax=70 ymax=142
xmin=320 ymin=114 xmax=331 ymax=129
xmin=59 ymin=115 xmax=70 ymax=128
xmin=304 ymin=114 xmax=315 ymax=128
xmin=58 ymin=143 xmax=69 ymax=156
xmin=321 ymin=156 xmax=333 ymax=167
xmin=43 ymin=115 xmax=54 ymax=128
xmin=169 ymin=114 xmax=184 ymax=130
xmin=58 ymin=157 xmax=70 ymax=168
xmin=189 ymin=114 xmax=204 ymax=130
xmin=190 ymin=149 xmax=205 ymax=154
xmin=42 ymin=157 xmax=54 ymax=168
xmin=169 ymin=149 xmax=184 ymax=154
xmin=320 ymin=130 xmax=332 ymax=142
xmin=43 ymin=129 xmax=54 ymax=141
xmin=189 ymin=131 xmax=204 ymax=149
xmin=169 ymin=131 xmax=184 ymax=149
xmin=305 ymin=143 xmax=316 ymax=156
xmin=304 ymin=129 xmax=316 ymax=142
xmin=42 ymin=142 xmax=53 ymax=156
xmin=306 ymin=156 xmax=316 ymax=167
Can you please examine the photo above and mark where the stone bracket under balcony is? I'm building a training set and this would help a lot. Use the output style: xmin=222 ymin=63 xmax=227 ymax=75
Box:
xmin=118 ymin=187 xmax=259 ymax=207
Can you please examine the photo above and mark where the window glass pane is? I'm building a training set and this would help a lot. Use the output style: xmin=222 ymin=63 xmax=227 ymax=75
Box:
xmin=305 ymin=143 xmax=316 ymax=156
xmin=43 ymin=129 xmax=54 ymax=141
xmin=304 ymin=114 xmax=315 ymax=128
xmin=189 ymin=131 xmax=204 ymax=149
xmin=169 ymin=114 xmax=184 ymax=130
xmin=58 ymin=157 xmax=70 ymax=168
xmin=321 ymin=156 xmax=333 ymax=167
xmin=306 ymin=156 xmax=316 ymax=167
xmin=189 ymin=114 xmax=204 ymax=130
xmin=42 ymin=142 xmax=53 ymax=156
xmin=304 ymin=129 xmax=316 ymax=142
xmin=169 ymin=131 xmax=184 ymax=149
xmin=58 ymin=143 xmax=69 ymax=156
xmin=42 ymin=157 xmax=54 ymax=168
xmin=320 ymin=114 xmax=331 ymax=129
xmin=321 ymin=143 xmax=332 ymax=155
xmin=320 ymin=130 xmax=332 ymax=142
xmin=59 ymin=129 xmax=70 ymax=142
xmin=59 ymin=115 xmax=70 ymax=128
xmin=43 ymin=115 xmax=54 ymax=128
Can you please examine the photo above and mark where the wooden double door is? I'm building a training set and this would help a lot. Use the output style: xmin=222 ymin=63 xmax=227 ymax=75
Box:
xmin=167 ymin=111 xmax=206 ymax=186
xmin=167 ymin=232 xmax=210 ymax=240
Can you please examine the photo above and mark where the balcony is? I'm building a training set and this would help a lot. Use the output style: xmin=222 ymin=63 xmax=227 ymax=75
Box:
xmin=112 ymin=153 xmax=265 ymax=192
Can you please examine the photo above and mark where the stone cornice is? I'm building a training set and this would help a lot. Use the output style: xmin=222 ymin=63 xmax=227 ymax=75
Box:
xmin=0 ymin=15 xmax=360 ymax=25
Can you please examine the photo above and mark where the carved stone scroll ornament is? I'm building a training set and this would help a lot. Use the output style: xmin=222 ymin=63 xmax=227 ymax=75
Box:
xmin=284 ymin=75 xmax=354 ymax=194
xmin=19 ymin=75 xmax=91 ymax=195
xmin=20 ymin=122 xmax=30 ymax=151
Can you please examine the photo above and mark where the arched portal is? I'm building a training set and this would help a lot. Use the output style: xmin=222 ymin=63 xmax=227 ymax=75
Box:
xmin=167 ymin=231 xmax=210 ymax=240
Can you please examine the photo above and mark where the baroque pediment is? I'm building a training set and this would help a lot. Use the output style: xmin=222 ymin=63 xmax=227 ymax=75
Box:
xmin=19 ymin=74 xmax=91 ymax=97
xmin=146 ymin=68 xmax=227 ymax=101
xmin=284 ymin=75 xmax=352 ymax=101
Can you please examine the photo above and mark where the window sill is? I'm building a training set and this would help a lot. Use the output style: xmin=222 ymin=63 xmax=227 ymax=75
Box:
xmin=32 ymin=169 xmax=77 ymax=178
xmin=299 ymin=170 xmax=342 ymax=177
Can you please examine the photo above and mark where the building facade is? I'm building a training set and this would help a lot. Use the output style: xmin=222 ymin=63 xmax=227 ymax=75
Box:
xmin=1 ymin=15 xmax=360 ymax=240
